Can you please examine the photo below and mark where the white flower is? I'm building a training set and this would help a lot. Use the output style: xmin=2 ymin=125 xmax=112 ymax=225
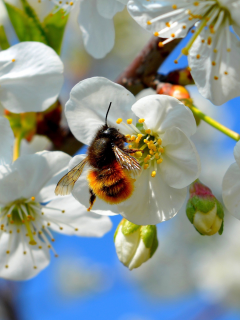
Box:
xmin=222 ymin=141 xmax=240 ymax=219
xmin=51 ymin=0 xmax=127 ymax=59
xmin=64 ymin=77 xmax=201 ymax=225
xmin=128 ymin=0 xmax=240 ymax=106
xmin=0 ymin=119 xmax=112 ymax=280
xmin=0 ymin=42 xmax=64 ymax=113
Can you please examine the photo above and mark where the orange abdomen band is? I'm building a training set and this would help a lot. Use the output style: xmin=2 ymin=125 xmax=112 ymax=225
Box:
xmin=87 ymin=162 xmax=134 ymax=204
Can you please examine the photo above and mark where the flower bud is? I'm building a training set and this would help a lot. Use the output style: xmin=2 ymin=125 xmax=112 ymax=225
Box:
xmin=186 ymin=180 xmax=224 ymax=236
xmin=114 ymin=219 xmax=158 ymax=270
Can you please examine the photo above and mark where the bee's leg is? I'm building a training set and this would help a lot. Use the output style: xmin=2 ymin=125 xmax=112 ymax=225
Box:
xmin=124 ymin=148 xmax=141 ymax=154
xmin=87 ymin=188 xmax=96 ymax=212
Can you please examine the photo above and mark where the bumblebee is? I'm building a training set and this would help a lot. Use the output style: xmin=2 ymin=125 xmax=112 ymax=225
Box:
xmin=55 ymin=103 xmax=141 ymax=211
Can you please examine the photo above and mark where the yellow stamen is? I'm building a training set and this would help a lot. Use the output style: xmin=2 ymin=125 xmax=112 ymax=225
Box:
xmin=172 ymin=4 xmax=177 ymax=9
xmin=144 ymin=164 xmax=149 ymax=169
xmin=131 ymin=136 xmax=136 ymax=141
xmin=154 ymin=32 xmax=159 ymax=37
xmin=157 ymin=159 xmax=163 ymax=164
xmin=147 ymin=21 xmax=152 ymax=25
xmin=135 ymin=152 xmax=142 ymax=158
xmin=125 ymin=134 xmax=131 ymax=139
xmin=116 ymin=118 xmax=122 ymax=124
xmin=151 ymin=171 xmax=157 ymax=177
xmin=127 ymin=119 xmax=133 ymax=124
xmin=138 ymin=118 xmax=145 ymax=124
xmin=154 ymin=153 xmax=160 ymax=159
xmin=157 ymin=139 xmax=162 ymax=145
xmin=145 ymin=129 xmax=151 ymax=134
xmin=25 ymin=221 xmax=37 ymax=245
xmin=31 ymin=196 xmax=35 ymax=201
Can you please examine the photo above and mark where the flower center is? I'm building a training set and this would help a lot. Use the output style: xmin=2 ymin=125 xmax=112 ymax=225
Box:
xmin=116 ymin=118 xmax=164 ymax=178
xmin=0 ymin=197 xmax=77 ymax=270
xmin=149 ymin=0 xmax=233 ymax=77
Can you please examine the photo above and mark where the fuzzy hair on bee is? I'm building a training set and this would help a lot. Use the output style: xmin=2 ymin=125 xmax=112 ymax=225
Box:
xmin=55 ymin=102 xmax=141 ymax=211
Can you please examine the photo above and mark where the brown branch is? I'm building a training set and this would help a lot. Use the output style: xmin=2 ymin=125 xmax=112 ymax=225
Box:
xmin=115 ymin=36 xmax=182 ymax=95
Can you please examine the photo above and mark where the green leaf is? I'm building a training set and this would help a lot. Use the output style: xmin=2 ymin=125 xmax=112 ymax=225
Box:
xmin=4 ymin=1 xmax=48 ymax=43
xmin=42 ymin=9 xmax=69 ymax=54
xmin=0 ymin=25 xmax=10 ymax=49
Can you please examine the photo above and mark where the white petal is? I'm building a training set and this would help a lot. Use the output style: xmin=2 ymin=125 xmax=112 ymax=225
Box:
xmin=117 ymin=168 xmax=187 ymax=225
xmin=132 ymin=94 xmax=196 ymax=137
xmin=70 ymin=155 xmax=119 ymax=216
xmin=0 ymin=117 xmax=14 ymax=165
xmin=189 ymin=28 xmax=240 ymax=105
xmin=0 ymin=165 xmax=24 ymax=205
xmin=78 ymin=0 xmax=115 ymax=59
xmin=0 ymin=42 xmax=64 ymax=113
xmin=11 ymin=151 xmax=71 ymax=203
xmin=127 ymin=0 xmax=193 ymax=37
xmin=97 ymin=0 xmax=124 ymax=19
xmin=44 ymin=195 xmax=112 ymax=237
xmin=160 ymin=127 xmax=201 ymax=189
xmin=234 ymin=140 xmax=240 ymax=168
xmin=65 ymin=77 xmax=136 ymax=145
xmin=222 ymin=162 xmax=240 ymax=219
xmin=0 ymin=231 xmax=50 ymax=280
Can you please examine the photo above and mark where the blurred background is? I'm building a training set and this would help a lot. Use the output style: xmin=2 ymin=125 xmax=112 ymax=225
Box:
xmin=1 ymin=1 xmax=240 ymax=319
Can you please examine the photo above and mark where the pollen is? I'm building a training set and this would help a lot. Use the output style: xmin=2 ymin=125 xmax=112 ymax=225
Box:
xmin=138 ymin=118 xmax=145 ymax=123
xmin=157 ymin=159 xmax=163 ymax=164
xmin=70 ymin=1 xmax=73 ymax=5
xmin=147 ymin=21 xmax=152 ymax=25
xmin=135 ymin=152 xmax=142 ymax=158
xmin=159 ymin=147 xmax=164 ymax=153
xmin=171 ymin=33 xmax=175 ymax=38
xmin=172 ymin=4 xmax=177 ymax=9
xmin=116 ymin=118 xmax=122 ymax=124
xmin=145 ymin=129 xmax=151 ymax=134
xmin=144 ymin=164 xmax=149 ymax=169
xmin=12 ymin=59 xmax=15 ymax=62
xmin=154 ymin=32 xmax=159 ymax=37
xmin=182 ymin=48 xmax=189 ymax=56
xmin=212 ymin=61 xmax=216 ymax=66
xmin=131 ymin=136 xmax=136 ymax=141
xmin=214 ymin=76 xmax=219 ymax=80
xmin=157 ymin=139 xmax=162 ymax=145
xmin=154 ymin=153 xmax=160 ymax=159
xmin=127 ymin=119 xmax=133 ymax=124
xmin=196 ymin=54 xmax=200 ymax=59
xmin=151 ymin=171 xmax=157 ymax=177
xmin=158 ymin=42 xmax=164 ymax=48
xmin=125 ymin=134 xmax=131 ymax=139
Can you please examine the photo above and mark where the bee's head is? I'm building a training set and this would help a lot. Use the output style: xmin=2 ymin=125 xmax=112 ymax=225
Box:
xmin=100 ymin=126 xmax=125 ymax=141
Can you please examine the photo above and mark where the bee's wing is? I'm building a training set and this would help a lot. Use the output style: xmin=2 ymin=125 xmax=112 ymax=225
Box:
xmin=113 ymin=145 xmax=141 ymax=176
xmin=55 ymin=157 xmax=88 ymax=196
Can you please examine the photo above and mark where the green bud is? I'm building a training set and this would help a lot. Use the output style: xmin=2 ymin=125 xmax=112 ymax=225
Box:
xmin=186 ymin=180 xmax=224 ymax=236
xmin=114 ymin=219 xmax=158 ymax=270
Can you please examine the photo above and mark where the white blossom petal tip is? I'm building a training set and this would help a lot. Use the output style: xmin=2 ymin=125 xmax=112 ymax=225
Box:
xmin=0 ymin=42 xmax=64 ymax=113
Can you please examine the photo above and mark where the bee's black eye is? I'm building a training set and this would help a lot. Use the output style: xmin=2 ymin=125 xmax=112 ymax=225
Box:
xmin=103 ymin=128 xmax=118 ymax=136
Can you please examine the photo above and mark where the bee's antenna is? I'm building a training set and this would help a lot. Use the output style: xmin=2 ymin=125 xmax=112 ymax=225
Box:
xmin=105 ymin=102 xmax=112 ymax=126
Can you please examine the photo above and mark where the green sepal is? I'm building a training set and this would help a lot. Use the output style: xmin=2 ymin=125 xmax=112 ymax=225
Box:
xmin=121 ymin=219 xmax=140 ymax=236
xmin=216 ymin=200 xmax=224 ymax=219
xmin=20 ymin=0 xmax=48 ymax=42
xmin=42 ymin=9 xmax=69 ymax=54
xmin=4 ymin=1 xmax=48 ymax=43
xmin=0 ymin=25 xmax=10 ymax=49
xmin=186 ymin=200 xmax=195 ymax=223
xmin=190 ymin=195 xmax=215 ymax=214
xmin=218 ymin=220 xmax=224 ymax=235
xmin=141 ymin=225 xmax=158 ymax=258
xmin=140 ymin=225 xmax=157 ymax=248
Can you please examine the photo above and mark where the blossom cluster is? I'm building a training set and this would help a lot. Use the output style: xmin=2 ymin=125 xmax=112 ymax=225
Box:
xmin=1 ymin=0 xmax=240 ymax=280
